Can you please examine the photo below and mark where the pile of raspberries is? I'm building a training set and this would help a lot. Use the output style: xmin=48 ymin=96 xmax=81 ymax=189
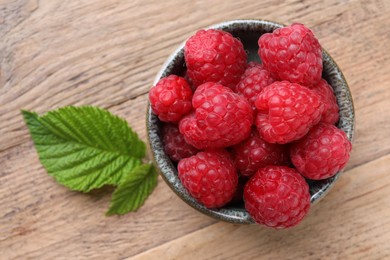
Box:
xmin=149 ymin=23 xmax=352 ymax=229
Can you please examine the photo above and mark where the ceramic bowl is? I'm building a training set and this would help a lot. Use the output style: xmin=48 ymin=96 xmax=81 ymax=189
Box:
xmin=146 ymin=19 xmax=355 ymax=224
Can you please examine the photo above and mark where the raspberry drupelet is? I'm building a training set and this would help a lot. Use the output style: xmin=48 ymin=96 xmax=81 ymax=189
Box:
xmin=162 ymin=124 xmax=199 ymax=162
xmin=258 ymin=23 xmax=323 ymax=87
xmin=244 ymin=166 xmax=311 ymax=229
xmin=179 ymin=82 xmax=253 ymax=149
xmin=178 ymin=150 xmax=238 ymax=208
xmin=149 ymin=75 xmax=193 ymax=122
xmin=290 ymin=123 xmax=352 ymax=180
xmin=255 ymin=81 xmax=324 ymax=144
xmin=311 ymin=79 xmax=340 ymax=125
xmin=234 ymin=62 xmax=275 ymax=110
xmin=231 ymin=129 xmax=290 ymax=177
xmin=185 ymin=29 xmax=247 ymax=89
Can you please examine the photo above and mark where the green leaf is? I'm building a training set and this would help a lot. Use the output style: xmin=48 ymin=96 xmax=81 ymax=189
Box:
xmin=22 ymin=106 xmax=146 ymax=192
xmin=106 ymin=163 xmax=158 ymax=215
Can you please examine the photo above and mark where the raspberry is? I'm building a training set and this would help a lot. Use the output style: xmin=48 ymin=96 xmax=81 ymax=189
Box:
xmin=178 ymin=150 xmax=238 ymax=208
xmin=149 ymin=75 xmax=193 ymax=122
xmin=162 ymin=124 xmax=199 ymax=162
xmin=290 ymin=123 xmax=352 ymax=180
xmin=179 ymin=82 xmax=253 ymax=149
xmin=255 ymin=81 xmax=324 ymax=144
xmin=311 ymin=79 xmax=339 ymax=125
xmin=235 ymin=62 xmax=275 ymax=110
xmin=185 ymin=29 xmax=247 ymax=89
xmin=231 ymin=129 xmax=290 ymax=177
xmin=244 ymin=166 xmax=310 ymax=229
xmin=258 ymin=23 xmax=322 ymax=87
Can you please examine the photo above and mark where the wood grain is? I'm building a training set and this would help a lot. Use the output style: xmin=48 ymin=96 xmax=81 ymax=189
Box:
xmin=1 ymin=0 xmax=390 ymax=259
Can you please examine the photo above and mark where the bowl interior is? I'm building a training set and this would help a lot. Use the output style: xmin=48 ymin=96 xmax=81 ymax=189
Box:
xmin=147 ymin=20 xmax=355 ymax=224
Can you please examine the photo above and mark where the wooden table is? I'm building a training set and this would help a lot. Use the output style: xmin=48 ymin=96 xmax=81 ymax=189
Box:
xmin=1 ymin=0 xmax=390 ymax=259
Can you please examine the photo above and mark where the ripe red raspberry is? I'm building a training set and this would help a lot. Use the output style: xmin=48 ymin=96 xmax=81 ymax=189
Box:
xmin=311 ymin=79 xmax=339 ymax=125
xmin=235 ymin=62 xmax=275 ymax=110
xmin=179 ymin=82 xmax=253 ymax=149
xmin=231 ymin=129 xmax=290 ymax=177
xmin=185 ymin=29 xmax=247 ymax=89
xmin=162 ymin=124 xmax=199 ymax=162
xmin=255 ymin=81 xmax=324 ymax=144
xmin=149 ymin=75 xmax=193 ymax=122
xmin=178 ymin=150 xmax=238 ymax=208
xmin=244 ymin=166 xmax=310 ymax=229
xmin=258 ymin=23 xmax=322 ymax=87
xmin=290 ymin=123 xmax=352 ymax=180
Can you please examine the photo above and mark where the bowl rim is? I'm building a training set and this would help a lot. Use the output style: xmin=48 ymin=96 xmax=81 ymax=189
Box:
xmin=146 ymin=19 xmax=355 ymax=224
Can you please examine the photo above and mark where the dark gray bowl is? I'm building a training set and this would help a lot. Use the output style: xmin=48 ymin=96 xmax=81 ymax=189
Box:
xmin=146 ymin=20 xmax=355 ymax=224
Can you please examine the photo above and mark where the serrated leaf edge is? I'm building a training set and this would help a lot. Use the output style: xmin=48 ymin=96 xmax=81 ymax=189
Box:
xmin=106 ymin=163 xmax=158 ymax=216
